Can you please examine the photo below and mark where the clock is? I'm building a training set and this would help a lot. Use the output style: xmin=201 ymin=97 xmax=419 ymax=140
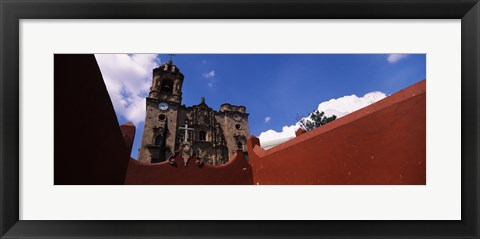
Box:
xmin=158 ymin=102 xmax=169 ymax=110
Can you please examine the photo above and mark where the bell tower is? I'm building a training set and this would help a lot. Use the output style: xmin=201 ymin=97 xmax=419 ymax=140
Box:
xmin=138 ymin=59 xmax=184 ymax=163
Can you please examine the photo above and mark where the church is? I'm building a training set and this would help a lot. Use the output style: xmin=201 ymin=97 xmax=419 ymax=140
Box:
xmin=137 ymin=59 xmax=250 ymax=165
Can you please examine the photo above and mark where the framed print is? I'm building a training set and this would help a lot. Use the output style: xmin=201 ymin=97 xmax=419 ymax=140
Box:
xmin=1 ymin=0 xmax=479 ymax=238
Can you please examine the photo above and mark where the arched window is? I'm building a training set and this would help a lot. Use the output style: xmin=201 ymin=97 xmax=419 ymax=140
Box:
xmin=199 ymin=131 xmax=206 ymax=141
xmin=237 ymin=142 xmax=243 ymax=150
xmin=154 ymin=135 xmax=163 ymax=146
xmin=161 ymin=79 xmax=173 ymax=93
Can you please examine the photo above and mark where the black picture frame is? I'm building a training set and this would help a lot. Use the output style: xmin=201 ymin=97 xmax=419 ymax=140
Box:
xmin=1 ymin=0 xmax=478 ymax=238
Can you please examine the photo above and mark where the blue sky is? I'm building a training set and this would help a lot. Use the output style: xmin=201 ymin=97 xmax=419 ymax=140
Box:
xmin=96 ymin=54 xmax=426 ymax=159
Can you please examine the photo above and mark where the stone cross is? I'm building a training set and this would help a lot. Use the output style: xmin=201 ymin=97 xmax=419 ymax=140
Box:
xmin=179 ymin=123 xmax=194 ymax=143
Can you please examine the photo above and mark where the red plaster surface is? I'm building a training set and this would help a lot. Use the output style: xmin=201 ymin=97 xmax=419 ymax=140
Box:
xmin=295 ymin=128 xmax=307 ymax=137
xmin=248 ymin=80 xmax=426 ymax=185
xmin=54 ymin=54 xmax=131 ymax=185
xmin=125 ymin=150 xmax=254 ymax=185
xmin=120 ymin=122 xmax=136 ymax=154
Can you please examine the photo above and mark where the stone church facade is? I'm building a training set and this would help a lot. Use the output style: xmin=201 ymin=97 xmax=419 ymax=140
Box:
xmin=138 ymin=59 xmax=250 ymax=165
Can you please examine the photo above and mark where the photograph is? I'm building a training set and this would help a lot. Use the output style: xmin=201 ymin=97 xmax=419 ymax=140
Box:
xmin=54 ymin=53 xmax=426 ymax=185
xmin=3 ymin=0 xmax=478 ymax=237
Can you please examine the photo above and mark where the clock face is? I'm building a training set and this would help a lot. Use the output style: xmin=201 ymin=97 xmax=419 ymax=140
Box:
xmin=158 ymin=102 xmax=169 ymax=111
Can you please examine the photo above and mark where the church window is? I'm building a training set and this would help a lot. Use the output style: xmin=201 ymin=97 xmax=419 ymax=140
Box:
xmin=161 ymin=79 xmax=174 ymax=93
xmin=237 ymin=142 xmax=243 ymax=150
xmin=155 ymin=135 xmax=163 ymax=146
xmin=199 ymin=131 xmax=206 ymax=141
xmin=235 ymin=124 xmax=241 ymax=130
xmin=158 ymin=114 xmax=166 ymax=121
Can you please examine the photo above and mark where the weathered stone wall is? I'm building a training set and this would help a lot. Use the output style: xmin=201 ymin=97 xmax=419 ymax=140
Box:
xmin=138 ymin=100 xmax=181 ymax=163
xmin=138 ymin=61 xmax=183 ymax=163
xmin=176 ymin=102 xmax=228 ymax=164
xmin=215 ymin=105 xmax=250 ymax=160
xmin=139 ymin=60 xmax=250 ymax=165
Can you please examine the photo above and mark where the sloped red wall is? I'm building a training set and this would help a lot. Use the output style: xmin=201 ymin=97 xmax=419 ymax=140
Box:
xmin=125 ymin=151 xmax=253 ymax=185
xmin=54 ymin=54 xmax=131 ymax=185
xmin=247 ymin=80 xmax=426 ymax=185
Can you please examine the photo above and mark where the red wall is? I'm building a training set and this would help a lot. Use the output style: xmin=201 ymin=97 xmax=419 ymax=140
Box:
xmin=54 ymin=54 xmax=131 ymax=185
xmin=247 ymin=80 xmax=426 ymax=185
xmin=125 ymin=151 xmax=253 ymax=185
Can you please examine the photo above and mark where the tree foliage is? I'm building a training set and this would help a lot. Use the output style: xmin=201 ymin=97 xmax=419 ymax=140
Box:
xmin=298 ymin=110 xmax=337 ymax=131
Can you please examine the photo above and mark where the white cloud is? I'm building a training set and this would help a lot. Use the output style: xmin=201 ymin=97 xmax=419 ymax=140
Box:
xmin=387 ymin=54 xmax=408 ymax=63
xmin=317 ymin=91 xmax=387 ymax=118
xmin=203 ymin=70 xmax=215 ymax=79
xmin=258 ymin=91 xmax=387 ymax=146
xmin=202 ymin=70 xmax=216 ymax=87
xmin=95 ymin=54 xmax=160 ymax=126
xmin=264 ymin=116 xmax=271 ymax=123
xmin=258 ymin=124 xmax=300 ymax=148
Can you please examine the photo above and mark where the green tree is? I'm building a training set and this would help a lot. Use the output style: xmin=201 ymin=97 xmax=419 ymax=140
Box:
xmin=298 ymin=110 xmax=336 ymax=131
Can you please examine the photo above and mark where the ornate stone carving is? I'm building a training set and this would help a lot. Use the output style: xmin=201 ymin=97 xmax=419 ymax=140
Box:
xmin=139 ymin=61 xmax=249 ymax=166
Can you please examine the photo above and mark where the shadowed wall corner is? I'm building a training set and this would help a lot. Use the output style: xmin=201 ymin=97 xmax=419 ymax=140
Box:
xmin=54 ymin=54 xmax=131 ymax=185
